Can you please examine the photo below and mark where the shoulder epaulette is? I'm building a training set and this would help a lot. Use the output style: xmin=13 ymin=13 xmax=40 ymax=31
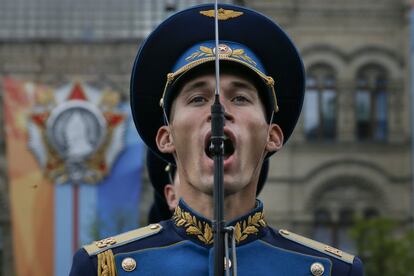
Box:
xmin=83 ymin=223 xmax=163 ymax=256
xmin=279 ymin=229 xmax=355 ymax=264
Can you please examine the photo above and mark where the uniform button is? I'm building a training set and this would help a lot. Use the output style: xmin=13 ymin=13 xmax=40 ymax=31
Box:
xmin=150 ymin=224 xmax=160 ymax=230
xmin=310 ymin=262 xmax=324 ymax=276
xmin=224 ymin=258 xmax=232 ymax=269
xmin=121 ymin=257 xmax=137 ymax=272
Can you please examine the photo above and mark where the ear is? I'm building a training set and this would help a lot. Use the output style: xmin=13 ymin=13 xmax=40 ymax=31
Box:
xmin=164 ymin=184 xmax=178 ymax=211
xmin=156 ymin=125 xmax=175 ymax=154
xmin=265 ymin=123 xmax=284 ymax=153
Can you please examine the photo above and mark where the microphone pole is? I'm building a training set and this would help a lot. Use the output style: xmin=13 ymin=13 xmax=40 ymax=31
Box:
xmin=210 ymin=1 xmax=226 ymax=276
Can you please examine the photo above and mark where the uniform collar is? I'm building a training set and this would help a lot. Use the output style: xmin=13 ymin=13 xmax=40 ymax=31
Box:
xmin=172 ymin=199 xmax=268 ymax=247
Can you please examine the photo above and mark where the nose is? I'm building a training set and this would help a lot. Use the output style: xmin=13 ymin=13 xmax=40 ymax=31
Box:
xmin=206 ymin=93 xmax=235 ymax=123
xmin=219 ymin=95 xmax=235 ymax=123
xmin=224 ymin=111 xmax=234 ymax=123
xmin=206 ymin=106 xmax=234 ymax=124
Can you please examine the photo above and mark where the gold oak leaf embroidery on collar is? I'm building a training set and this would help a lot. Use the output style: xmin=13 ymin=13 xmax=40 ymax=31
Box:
xmin=173 ymin=205 xmax=267 ymax=245
xmin=234 ymin=212 xmax=267 ymax=243
xmin=173 ymin=205 xmax=213 ymax=244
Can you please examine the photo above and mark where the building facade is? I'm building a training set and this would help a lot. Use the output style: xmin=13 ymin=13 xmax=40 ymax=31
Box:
xmin=248 ymin=0 xmax=412 ymax=252
xmin=0 ymin=0 xmax=412 ymax=274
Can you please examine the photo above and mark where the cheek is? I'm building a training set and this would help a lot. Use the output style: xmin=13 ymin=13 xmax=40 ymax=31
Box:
xmin=170 ymin=108 xmax=204 ymax=148
xmin=171 ymin=103 xmax=192 ymax=128
xmin=239 ymin=113 xmax=269 ymax=145
xmin=172 ymin=110 xmax=198 ymax=134
xmin=240 ymin=109 xmax=268 ymax=130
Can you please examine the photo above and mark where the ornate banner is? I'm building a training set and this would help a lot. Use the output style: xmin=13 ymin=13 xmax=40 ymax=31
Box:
xmin=3 ymin=78 xmax=144 ymax=276
xmin=28 ymin=82 xmax=125 ymax=184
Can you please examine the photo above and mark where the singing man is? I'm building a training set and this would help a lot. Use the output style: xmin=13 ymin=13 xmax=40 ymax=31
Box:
xmin=70 ymin=4 xmax=364 ymax=275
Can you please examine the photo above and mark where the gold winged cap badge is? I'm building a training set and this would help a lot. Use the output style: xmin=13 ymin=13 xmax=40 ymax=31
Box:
xmin=199 ymin=8 xmax=244 ymax=20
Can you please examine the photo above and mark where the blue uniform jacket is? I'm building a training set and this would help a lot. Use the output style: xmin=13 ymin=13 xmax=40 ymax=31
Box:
xmin=70 ymin=200 xmax=363 ymax=275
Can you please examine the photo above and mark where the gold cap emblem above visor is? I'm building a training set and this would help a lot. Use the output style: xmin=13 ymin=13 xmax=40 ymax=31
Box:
xmin=199 ymin=8 xmax=244 ymax=20
xmin=215 ymin=44 xmax=232 ymax=56
xmin=159 ymin=41 xmax=279 ymax=116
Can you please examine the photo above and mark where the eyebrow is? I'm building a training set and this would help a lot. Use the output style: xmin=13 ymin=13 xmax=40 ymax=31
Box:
xmin=229 ymin=80 xmax=257 ymax=92
xmin=179 ymin=78 xmax=258 ymax=96
xmin=180 ymin=80 xmax=211 ymax=94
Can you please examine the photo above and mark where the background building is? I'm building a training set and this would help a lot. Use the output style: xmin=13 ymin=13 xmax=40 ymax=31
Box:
xmin=0 ymin=0 xmax=412 ymax=275
xmin=250 ymin=0 xmax=413 ymax=253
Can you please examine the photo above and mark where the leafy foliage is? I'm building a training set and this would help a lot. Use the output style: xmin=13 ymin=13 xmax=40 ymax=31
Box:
xmin=350 ymin=218 xmax=414 ymax=276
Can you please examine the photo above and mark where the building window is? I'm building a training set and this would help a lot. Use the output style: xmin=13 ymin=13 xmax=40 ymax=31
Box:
xmin=313 ymin=208 xmax=357 ymax=252
xmin=363 ymin=208 xmax=379 ymax=219
xmin=0 ymin=0 xmax=235 ymax=40
xmin=304 ymin=64 xmax=337 ymax=140
xmin=355 ymin=65 xmax=388 ymax=141
xmin=337 ymin=209 xmax=356 ymax=252
xmin=311 ymin=182 xmax=381 ymax=252
xmin=314 ymin=209 xmax=333 ymax=245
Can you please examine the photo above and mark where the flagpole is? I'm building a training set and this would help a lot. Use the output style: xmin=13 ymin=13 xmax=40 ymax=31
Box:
xmin=410 ymin=7 xmax=414 ymax=229
xmin=73 ymin=184 xmax=79 ymax=252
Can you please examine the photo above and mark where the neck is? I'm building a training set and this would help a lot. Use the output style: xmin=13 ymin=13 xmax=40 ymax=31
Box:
xmin=180 ymin=183 xmax=257 ymax=221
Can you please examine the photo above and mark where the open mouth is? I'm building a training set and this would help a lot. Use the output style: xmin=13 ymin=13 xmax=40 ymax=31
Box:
xmin=205 ymin=133 xmax=235 ymax=160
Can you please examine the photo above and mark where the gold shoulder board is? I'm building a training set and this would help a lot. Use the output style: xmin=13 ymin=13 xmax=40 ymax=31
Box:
xmin=83 ymin=223 xmax=163 ymax=256
xmin=279 ymin=229 xmax=355 ymax=264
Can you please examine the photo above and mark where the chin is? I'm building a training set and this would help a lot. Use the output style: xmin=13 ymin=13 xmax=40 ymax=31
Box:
xmin=196 ymin=171 xmax=247 ymax=196
xmin=225 ymin=179 xmax=247 ymax=194
xmin=195 ymin=175 xmax=214 ymax=196
xmin=223 ymin=187 xmax=240 ymax=197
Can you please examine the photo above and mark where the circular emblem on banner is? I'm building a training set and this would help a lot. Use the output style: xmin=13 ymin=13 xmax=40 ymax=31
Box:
xmin=46 ymin=100 xmax=107 ymax=162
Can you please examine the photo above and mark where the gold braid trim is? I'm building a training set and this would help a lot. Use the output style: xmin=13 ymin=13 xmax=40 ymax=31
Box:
xmin=97 ymin=249 xmax=116 ymax=276
xmin=234 ymin=212 xmax=267 ymax=243
xmin=172 ymin=205 xmax=267 ymax=245
xmin=172 ymin=206 xmax=213 ymax=245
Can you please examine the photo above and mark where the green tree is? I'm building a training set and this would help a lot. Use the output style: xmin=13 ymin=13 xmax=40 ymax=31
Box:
xmin=350 ymin=218 xmax=414 ymax=276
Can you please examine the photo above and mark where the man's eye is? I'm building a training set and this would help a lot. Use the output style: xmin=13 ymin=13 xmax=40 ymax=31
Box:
xmin=189 ymin=96 xmax=208 ymax=104
xmin=232 ymin=95 xmax=250 ymax=104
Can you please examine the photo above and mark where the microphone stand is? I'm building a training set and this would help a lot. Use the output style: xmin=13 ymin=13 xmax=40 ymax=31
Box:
xmin=211 ymin=94 xmax=225 ymax=276
xmin=211 ymin=1 xmax=226 ymax=276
